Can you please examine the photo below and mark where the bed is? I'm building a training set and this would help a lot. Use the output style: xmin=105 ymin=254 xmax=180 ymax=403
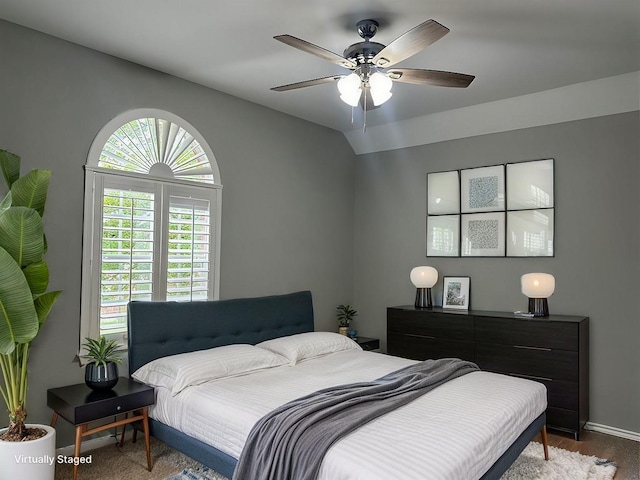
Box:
xmin=127 ymin=290 xmax=548 ymax=480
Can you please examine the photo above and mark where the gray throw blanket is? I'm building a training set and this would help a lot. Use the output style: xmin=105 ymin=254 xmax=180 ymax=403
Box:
xmin=232 ymin=357 xmax=479 ymax=480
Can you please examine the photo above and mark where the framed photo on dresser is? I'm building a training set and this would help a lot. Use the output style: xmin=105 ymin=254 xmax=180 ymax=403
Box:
xmin=442 ymin=276 xmax=470 ymax=310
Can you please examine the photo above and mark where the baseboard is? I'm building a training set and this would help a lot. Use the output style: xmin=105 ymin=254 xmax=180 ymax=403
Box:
xmin=56 ymin=431 xmax=134 ymax=456
xmin=585 ymin=422 xmax=640 ymax=442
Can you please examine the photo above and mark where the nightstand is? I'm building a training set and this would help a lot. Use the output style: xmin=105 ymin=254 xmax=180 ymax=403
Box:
xmin=47 ymin=378 xmax=155 ymax=480
xmin=356 ymin=336 xmax=380 ymax=351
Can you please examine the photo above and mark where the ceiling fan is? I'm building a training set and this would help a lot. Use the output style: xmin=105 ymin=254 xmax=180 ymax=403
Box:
xmin=271 ymin=19 xmax=475 ymax=111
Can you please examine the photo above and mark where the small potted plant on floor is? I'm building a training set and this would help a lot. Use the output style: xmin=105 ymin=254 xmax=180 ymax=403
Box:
xmin=336 ymin=304 xmax=358 ymax=336
xmin=82 ymin=336 xmax=124 ymax=390
xmin=0 ymin=149 xmax=61 ymax=480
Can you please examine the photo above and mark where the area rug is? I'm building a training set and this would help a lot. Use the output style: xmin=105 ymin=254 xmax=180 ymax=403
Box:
xmin=165 ymin=441 xmax=617 ymax=480
xmin=500 ymin=442 xmax=617 ymax=480
xmin=55 ymin=436 xmax=616 ymax=480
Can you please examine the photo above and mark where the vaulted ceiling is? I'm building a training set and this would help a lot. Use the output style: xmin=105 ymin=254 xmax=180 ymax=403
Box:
xmin=1 ymin=0 xmax=638 ymax=133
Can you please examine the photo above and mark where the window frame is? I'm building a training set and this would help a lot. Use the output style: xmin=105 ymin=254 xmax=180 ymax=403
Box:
xmin=80 ymin=109 xmax=222 ymax=348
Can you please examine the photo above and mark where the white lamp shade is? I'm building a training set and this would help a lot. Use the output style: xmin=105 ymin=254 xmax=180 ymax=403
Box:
xmin=521 ymin=273 xmax=555 ymax=298
xmin=371 ymin=89 xmax=392 ymax=106
xmin=369 ymin=71 xmax=392 ymax=91
xmin=337 ymin=73 xmax=361 ymax=95
xmin=410 ymin=266 xmax=438 ymax=288
xmin=369 ymin=72 xmax=393 ymax=106
xmin=340 ymin=90 xmax=362 ymax=106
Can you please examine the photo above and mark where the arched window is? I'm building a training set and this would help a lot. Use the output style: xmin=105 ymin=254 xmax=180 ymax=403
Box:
xmin=80 ymin=109 xmax=222 ymax=343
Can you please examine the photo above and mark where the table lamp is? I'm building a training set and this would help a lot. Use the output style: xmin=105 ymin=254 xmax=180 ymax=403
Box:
xmin=521 ymin=273 xmax=555 ymax=317
xmin=410 ymin=266 xmax=438 ymax=308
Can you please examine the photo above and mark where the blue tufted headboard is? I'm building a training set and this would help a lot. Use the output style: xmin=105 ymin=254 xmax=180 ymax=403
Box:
xmin=127 ymin=290 xmax=315 ymax=375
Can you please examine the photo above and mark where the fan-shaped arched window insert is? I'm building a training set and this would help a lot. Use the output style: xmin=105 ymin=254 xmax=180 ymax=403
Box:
xmin=98 ymin=117 xmax=214 ymax=184
xmin=81 ymin=109 xmax=221 ymax=346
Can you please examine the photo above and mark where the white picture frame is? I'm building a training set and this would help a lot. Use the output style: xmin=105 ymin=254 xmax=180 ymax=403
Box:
xmin=507 ymin=209 xmax=555 ymax=257
xmin=461 ymin=212 xmax=506 ymax=257
xmin=461 ymin=165 xmax=505 ymax=213
xmin=426 ymin=215 xmax=460 ymax=257
xmin=428 ymin=170 xmax=460 ymax=215
xmin=506 ymin=159 xmax=554 ymax=210
xmin=442 ymin=276 xmax=470 ymax=310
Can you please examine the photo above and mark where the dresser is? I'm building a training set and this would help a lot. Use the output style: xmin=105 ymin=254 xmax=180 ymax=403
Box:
xmin=387 ymin=306 xmax=589 ymax=439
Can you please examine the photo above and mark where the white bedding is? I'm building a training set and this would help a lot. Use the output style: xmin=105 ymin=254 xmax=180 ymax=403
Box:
xmin=148 ymin=350 xmax=547 ymax=480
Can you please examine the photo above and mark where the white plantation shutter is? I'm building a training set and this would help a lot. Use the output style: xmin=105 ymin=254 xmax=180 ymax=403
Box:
xmin=81 ymin=110 xmax=221 ymax=346
xmin=100 ymin=186 xmax=156 ymax=333
xmin=166 ymin=195 xmax=211 ymax=301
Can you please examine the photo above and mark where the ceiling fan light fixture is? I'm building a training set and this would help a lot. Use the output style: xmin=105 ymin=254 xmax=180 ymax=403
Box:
xmin=369 ymin=71 xmax=393 ymax=106
xmin=337 ymin=73 xmax=361 ymax=95
xmin=340 ymin=90 xmax=362 ymax=107
xmin=371 ymin=89 xmax=392 ymax=106
xmin=338 ymin=73 xmax=363 ymax=106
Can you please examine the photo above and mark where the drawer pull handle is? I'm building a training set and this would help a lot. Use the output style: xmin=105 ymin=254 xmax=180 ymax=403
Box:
xmin=513 ymin=345 xmax=552 ymax=352
xmin=512 ymin=373 xmax=553 ymax=382
xmin=405 ymin=333 xmax=436 ymax=340
xmin=117 ymin=406 xmax=121 ymax=411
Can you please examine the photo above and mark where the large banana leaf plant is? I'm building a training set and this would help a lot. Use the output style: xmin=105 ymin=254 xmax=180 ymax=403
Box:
xmin=0 ymin=149 xmax=61 ymax=440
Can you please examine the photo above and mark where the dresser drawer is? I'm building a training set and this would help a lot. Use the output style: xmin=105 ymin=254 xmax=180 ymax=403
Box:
xmin=547 ymin=406 xmax=580 ymax=433
xmin=475 ymin=317 xmax=579 ymax=351
xmin=476 ymin=343 xmax=579 ymax=382
xmin=388 ymin=309 xmax=473 ymax=341
xmin=388 ymin=333 xmax=475 ymax=362
xmin=508 ymin=375 xmax=579 ymax=411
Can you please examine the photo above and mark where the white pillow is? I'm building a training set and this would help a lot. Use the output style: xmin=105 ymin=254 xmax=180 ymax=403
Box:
xmin=132 ymin=344 xmax=287 ymax=395
xmin=256 ymin=331 xmax=362 ymax=365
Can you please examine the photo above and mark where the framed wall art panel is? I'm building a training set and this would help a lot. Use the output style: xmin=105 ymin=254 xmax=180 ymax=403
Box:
xmin=460 ymin=165 xmax=505 ymax=213
xmin=426 ymin=215 xmax=460 ymax=257
xmin=507 ymin=208 xmax=554 ymax=257
xmin=507 ymin=159 xmax=554 ymax=210
xmin=427 ymin=170 xmax=460 ymax=215
xmin=461 ymin=212 xmax=505 ymax=257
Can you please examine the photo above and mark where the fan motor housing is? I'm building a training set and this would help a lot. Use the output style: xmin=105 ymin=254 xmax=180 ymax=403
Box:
xmin=343 ymin=41 xmax=385 ymax=65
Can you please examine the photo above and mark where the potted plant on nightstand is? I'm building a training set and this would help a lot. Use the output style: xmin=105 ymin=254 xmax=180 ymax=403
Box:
xmin=336 ymin=304 xmax=358 ymax=336
xmin=81 ymin=336 xmax=124 ymax=390
xmin=0 ymin=149 xmax=61 ymax=480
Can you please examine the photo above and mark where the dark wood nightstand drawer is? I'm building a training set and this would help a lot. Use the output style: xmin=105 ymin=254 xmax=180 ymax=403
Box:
xmin=357 ymin=337 xmax=380 ymax=351
xmin=475 ymin=317 xmax=579 ymax=351
xmin=47 ymin=378 xmax=155 ymax=425
xmin=388 ymin=309 xmax=473 ymax=341
xmin=476 ymin=343 xmax=579 ymax=382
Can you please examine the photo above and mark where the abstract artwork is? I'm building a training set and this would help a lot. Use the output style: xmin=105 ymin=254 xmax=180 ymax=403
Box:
xmin=426 ymin=159 xmax=554 ymax=257
xmin=461 ymin=213 xmax=505 ymax=257
xmin=461 ymin=165 xmax=505 ymax=213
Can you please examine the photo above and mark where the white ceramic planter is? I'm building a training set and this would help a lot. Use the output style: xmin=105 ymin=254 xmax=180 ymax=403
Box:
xmin=0 ymin=424 xmax=56 ymax=480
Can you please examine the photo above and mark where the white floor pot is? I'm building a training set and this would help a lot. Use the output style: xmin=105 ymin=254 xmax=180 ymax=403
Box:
xmin=0 ymin=424 xmax=56 ymax=480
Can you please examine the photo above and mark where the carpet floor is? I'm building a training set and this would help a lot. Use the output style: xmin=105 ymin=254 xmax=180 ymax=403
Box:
xmin=54 ymin=437 xmax=617 ymax=480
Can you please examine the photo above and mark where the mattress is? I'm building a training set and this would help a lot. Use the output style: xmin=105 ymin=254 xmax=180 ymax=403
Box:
xmin=148 ymin=350 xmax=547 ymax=480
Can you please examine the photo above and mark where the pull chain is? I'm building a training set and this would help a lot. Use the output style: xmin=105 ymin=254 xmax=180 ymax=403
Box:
xmin=362 ymin=90 xmax=367 ymax=134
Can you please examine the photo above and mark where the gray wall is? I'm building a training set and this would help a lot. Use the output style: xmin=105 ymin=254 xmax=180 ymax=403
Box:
xmin=0 ymin=20 xmax=355 ymax=445
xmin=1 ymin=17 xmax=638 ymax=445
xmin=353 ymin=111 xmax=640 ymax=433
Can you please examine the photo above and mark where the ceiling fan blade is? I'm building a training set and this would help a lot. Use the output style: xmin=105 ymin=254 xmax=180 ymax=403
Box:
xmin=274 ymin=35 xmax=357 ymax=69
xmin=387 ymin=68 xmax=475 ymax=88
xmin=271 ymin=75 xmax=343 ymax=92
xmin=372 ymin=20 xmax=450 ymax=68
